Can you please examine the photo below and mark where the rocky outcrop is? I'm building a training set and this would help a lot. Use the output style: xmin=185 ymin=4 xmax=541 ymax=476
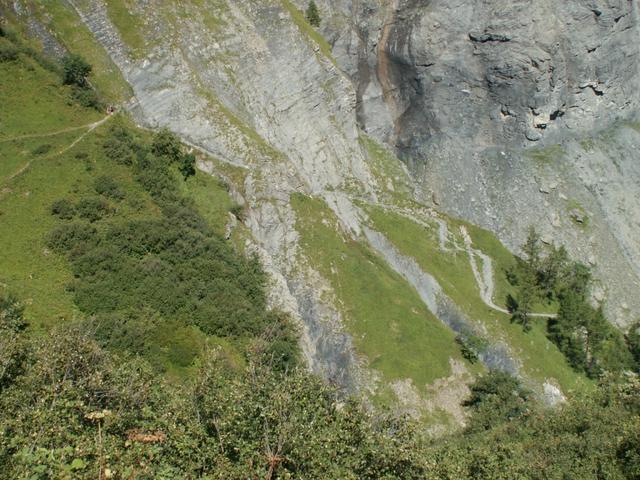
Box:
xmin=335 ymin=0 xmax=640 ymax=148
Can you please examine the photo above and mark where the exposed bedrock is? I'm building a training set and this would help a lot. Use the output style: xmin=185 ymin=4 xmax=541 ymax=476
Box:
xmin=326 ymin=0 xmax=640 ymax=324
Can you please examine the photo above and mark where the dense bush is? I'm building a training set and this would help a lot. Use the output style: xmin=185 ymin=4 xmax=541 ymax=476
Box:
xmin=627 ymin=321 xmax=640 ymax=372
xmin=70 ymin=84 xmax=101 ymax=109
xmin=151 ymin=128 xmax=182 ymax=162
xmin=1 ymin=317 xmax=639 ymax=479
xmin=61 ymin=53 xmax=91 ymax=87
xmin=0 ymin=321 xmax=429 ymax=479
xmin=94 ymin=175 xmax=124 ymax=200
xmin=46 ymin=123 xmax=287 ymax=370
xmin=179 ymin=152 xmax=196 ymax=179
xmin=50 ymin=198 xmax=76 ymax=220
xmin=46 ymin=221 xmax=97 ymax=253
xmin=0 ymin=294 xmax=28 ymax=392
xmin=102 ymin=124 xmax=137 ymax=165
xmin=31 ymin=143 xmax=51 ymax=155
xmin=75 ymin=196 xmax=112 ymax=222
xmin=0 ymin=38 xmax=18 ymax=62
xmin=462 ymin=370 xmax=531 ymax=432
xmin=64 ymin=215 xmax=267 ymax=337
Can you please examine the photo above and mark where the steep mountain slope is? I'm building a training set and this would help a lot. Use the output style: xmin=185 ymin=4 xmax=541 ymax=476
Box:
xmin=327 ymin=0 xmax=640 ymax=326
xmin=8 ymin=0 xmax=634 ymax=429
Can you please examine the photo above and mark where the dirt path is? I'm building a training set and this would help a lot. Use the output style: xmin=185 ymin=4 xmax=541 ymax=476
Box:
xmin=460 ymin=226 xmax=556 ymax=319
xmin=1 ymin=115 xmax=112 ymax=193
xmin=0 ymin=117 xmax=109 ymax=145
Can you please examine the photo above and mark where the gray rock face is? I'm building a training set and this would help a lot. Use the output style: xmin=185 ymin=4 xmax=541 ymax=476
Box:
xmin=326 ymin=0 xmax=640 ymax=325
xmin=337 ymin=0 xmax=640 ymax=149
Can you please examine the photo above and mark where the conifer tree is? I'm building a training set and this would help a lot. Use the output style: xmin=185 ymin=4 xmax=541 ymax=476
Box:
xmin=306 ymin=1 xmax=321 ymax=27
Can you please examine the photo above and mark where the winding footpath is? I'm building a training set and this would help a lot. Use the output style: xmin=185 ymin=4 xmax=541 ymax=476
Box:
xmin=459 ymin=225 xmax=557 ymax=319
xmin=1 ymin=115 xmax=112 ymax=190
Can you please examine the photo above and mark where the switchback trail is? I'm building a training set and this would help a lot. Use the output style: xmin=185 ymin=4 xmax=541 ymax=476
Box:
xmin=460 ymin=225 xmax=557 ymax=319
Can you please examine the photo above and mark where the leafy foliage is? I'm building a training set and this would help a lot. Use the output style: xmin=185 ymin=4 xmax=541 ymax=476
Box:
xmin=179 ymin=152 xmax=196 ymax=180
xmin=2 ymin=319 xmax=638 ymax=479
xmin=0 ymin=37 xmax=19 ymax=62
xmin=61 ymin=53 xmax=92 ymax=88
xmin=94 ymin=175 xmax=125 ymax=200
xmin=428 ymin=373 xmax=640 ymax=479
xmin=0 ymin=294 xmax=28 ymax=393
xmin=462 ymin=370 xmax=530 ymax=432
xmin=50 ymin=198 xmax=76 ymax=220
xmin=46 ymin=123 xmax=294 ymax=372
xmin=627 ymin=321 xmax=640 ymax=373
xmin=0 ymin=319 xmax=428 ymax=479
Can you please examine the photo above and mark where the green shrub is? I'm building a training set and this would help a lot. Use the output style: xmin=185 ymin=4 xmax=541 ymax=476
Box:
xmin=253 ymin=311 xmax=300 ymax=372
xmin=31 ymin=144 xmax=52 ymax=156
xmin=103 ymin=124 xmax=137 ymax=165
xmin=50 ymin=198 xmax=76 ymax=220
xmin=76 ymin=197 xmax=112 ymax=223
xmin=0 ymin=294 xmax=26 ymax=332
xmin=627 ymin=321 xmax=640 ymax=372
xmin=94 ymin=175 xmax=124 ymax=200
xmin=179 ymin=153 xmax=196 ymax=179
xmin=46 ymin=221 xmax=97 ymax=253
xmin=70 ymin=85 xmax=101 ymax=109
xmin=463 ymin=370 xmax=531 ymax=432
xmin=0 ymin=39 xmax=18 ymax=62
xmin=61 ymin=53 xmax=92 ymax=87
xmin=0 ymin=293 xmax=28 ymax=392
xmin=151 ymin=128 xmax=182 ymax=163
xmin=91 ymin=309 xmax=157 ymax=356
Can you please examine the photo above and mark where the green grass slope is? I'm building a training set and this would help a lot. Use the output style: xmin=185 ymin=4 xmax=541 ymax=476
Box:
xmin=292 ymin=194 xmax=469 ymax=396
xmin=366 ymin=206 xmax=590 ymax=393
xmin=0 ymin=36 xmax=260 ymax=379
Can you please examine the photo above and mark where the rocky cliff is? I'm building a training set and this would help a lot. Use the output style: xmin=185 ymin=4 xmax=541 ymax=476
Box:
xmin=328 ymin=0 xmax=640 ymax=325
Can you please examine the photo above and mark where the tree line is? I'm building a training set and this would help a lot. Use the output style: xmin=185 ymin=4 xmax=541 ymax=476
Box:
xmin=508 ymin=228 xmax=639 ymax=378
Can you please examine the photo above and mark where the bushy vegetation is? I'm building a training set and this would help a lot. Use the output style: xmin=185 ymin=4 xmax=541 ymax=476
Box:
xmin=62 ymin=53 xmax=92 ymax=88
xmin=427 ymin=371 xmax=640 ymax=479
xmin=60 ymin=53 xmax=101 ymax=108
xmin=1 ymin=298 xmax=639 ymax=479
xmin=94 ymin=175 xmax=125 ymax=200
xmin=0 ymin=37 xmax=19 ymax=62
xmin=44 ymin=121 xmax=294 ymax=372
xmin=509 ymin=228 xmax=636 ymax=377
